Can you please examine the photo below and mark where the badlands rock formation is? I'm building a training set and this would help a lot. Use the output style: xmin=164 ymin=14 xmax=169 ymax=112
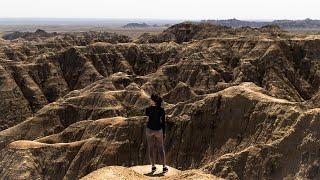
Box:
xmin=81 ymin=165 xmax=221 ymax=180
xmin=0 ymin=23 xmax=320 ymax=179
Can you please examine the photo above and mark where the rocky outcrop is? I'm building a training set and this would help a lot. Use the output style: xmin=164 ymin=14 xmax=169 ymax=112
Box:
xmin=0 ymin=23 xmax=320 ymax=179
xmin=81 ymin=165 xmax=221 ymax=179
xmin=163 ymin=82 xmax=197 ymax=104
xmin=2 ymin=29 xmax=57 ymax=40
xmin=137 ymin=22 xmax=287 ymax=43
xmin=203 ymin=18 xmax=320 ymax=29
xmin=0 ymin=82 xmax=316 ymax=179
xmin=2 ymin=30 xmax=131 ymax=43
xmin=0 ymin=64 xmax=33 ymax=130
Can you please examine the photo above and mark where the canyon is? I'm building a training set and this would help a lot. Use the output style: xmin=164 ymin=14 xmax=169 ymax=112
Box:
xmin=0 ymin=23 xmax=320 ymax=179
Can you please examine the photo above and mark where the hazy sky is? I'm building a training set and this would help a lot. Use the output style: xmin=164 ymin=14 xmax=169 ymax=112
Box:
xmin=0 ymin=0 xmax=319 ymax=20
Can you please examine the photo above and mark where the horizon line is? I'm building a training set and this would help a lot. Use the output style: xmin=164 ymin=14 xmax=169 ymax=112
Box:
xmin=0 ymin=17 xmax=318 ymax=22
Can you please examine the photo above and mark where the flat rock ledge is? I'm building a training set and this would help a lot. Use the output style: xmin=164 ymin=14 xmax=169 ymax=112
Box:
xmin=81 ymin=165 xmax=222 ymax=180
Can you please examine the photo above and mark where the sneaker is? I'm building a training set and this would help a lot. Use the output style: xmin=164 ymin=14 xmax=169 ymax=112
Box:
xmin=163 ymin=166 xmax=168 ymax=172
xmin=151 ymin=166 xmax=156 ymax=171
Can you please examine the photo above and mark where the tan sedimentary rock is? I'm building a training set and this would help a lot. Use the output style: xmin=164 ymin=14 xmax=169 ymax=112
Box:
xmin=0 ymin=24 xmax=319 ymax=179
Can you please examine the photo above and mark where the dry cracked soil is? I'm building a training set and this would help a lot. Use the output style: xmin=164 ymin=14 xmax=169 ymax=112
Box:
xmin=0 ymin=23 xmax=320 ymax=179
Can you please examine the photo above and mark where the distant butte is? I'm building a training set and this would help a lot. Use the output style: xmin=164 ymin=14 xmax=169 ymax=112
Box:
xmin=122 ymin=22 xmax=151 ymax=28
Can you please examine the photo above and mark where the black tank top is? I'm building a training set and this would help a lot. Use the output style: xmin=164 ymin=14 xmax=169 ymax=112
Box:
xmin=145 ymin=106 xmax=166 ymax=133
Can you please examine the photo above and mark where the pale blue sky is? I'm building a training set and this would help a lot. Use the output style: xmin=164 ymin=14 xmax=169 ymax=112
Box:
xmin=0 ymin=0 xmax=319 ymax=20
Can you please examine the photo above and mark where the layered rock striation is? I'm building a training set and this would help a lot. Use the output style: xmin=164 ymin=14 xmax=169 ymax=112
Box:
xmin=0 ymin=23 xmax=320 ymax=179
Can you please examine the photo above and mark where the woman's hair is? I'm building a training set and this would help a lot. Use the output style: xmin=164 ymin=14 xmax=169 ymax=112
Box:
xmin=151 ymin=94 xmax=162 ymax=107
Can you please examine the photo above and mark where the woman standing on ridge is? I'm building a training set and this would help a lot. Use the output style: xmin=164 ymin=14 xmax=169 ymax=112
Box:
xmin=145 ymin=94 xmax=168 ymax=173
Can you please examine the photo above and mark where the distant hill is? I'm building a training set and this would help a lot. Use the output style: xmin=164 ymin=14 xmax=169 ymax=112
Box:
xmin=122 ymin=23 xmax=150 ymax=28
xmin=2 ymin=29 xmax=57 ymax=40
xmin=202 ymin=18 xmax=320 ymax=29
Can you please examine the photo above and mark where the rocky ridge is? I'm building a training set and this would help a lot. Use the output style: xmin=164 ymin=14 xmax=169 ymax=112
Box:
xmin=0 ymin=23 xmax=320 ymax=179
xmin=202 ymin=18 xmax=320 ymax=29
xmin=81 ymin=165 xmax=221 ymax=179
